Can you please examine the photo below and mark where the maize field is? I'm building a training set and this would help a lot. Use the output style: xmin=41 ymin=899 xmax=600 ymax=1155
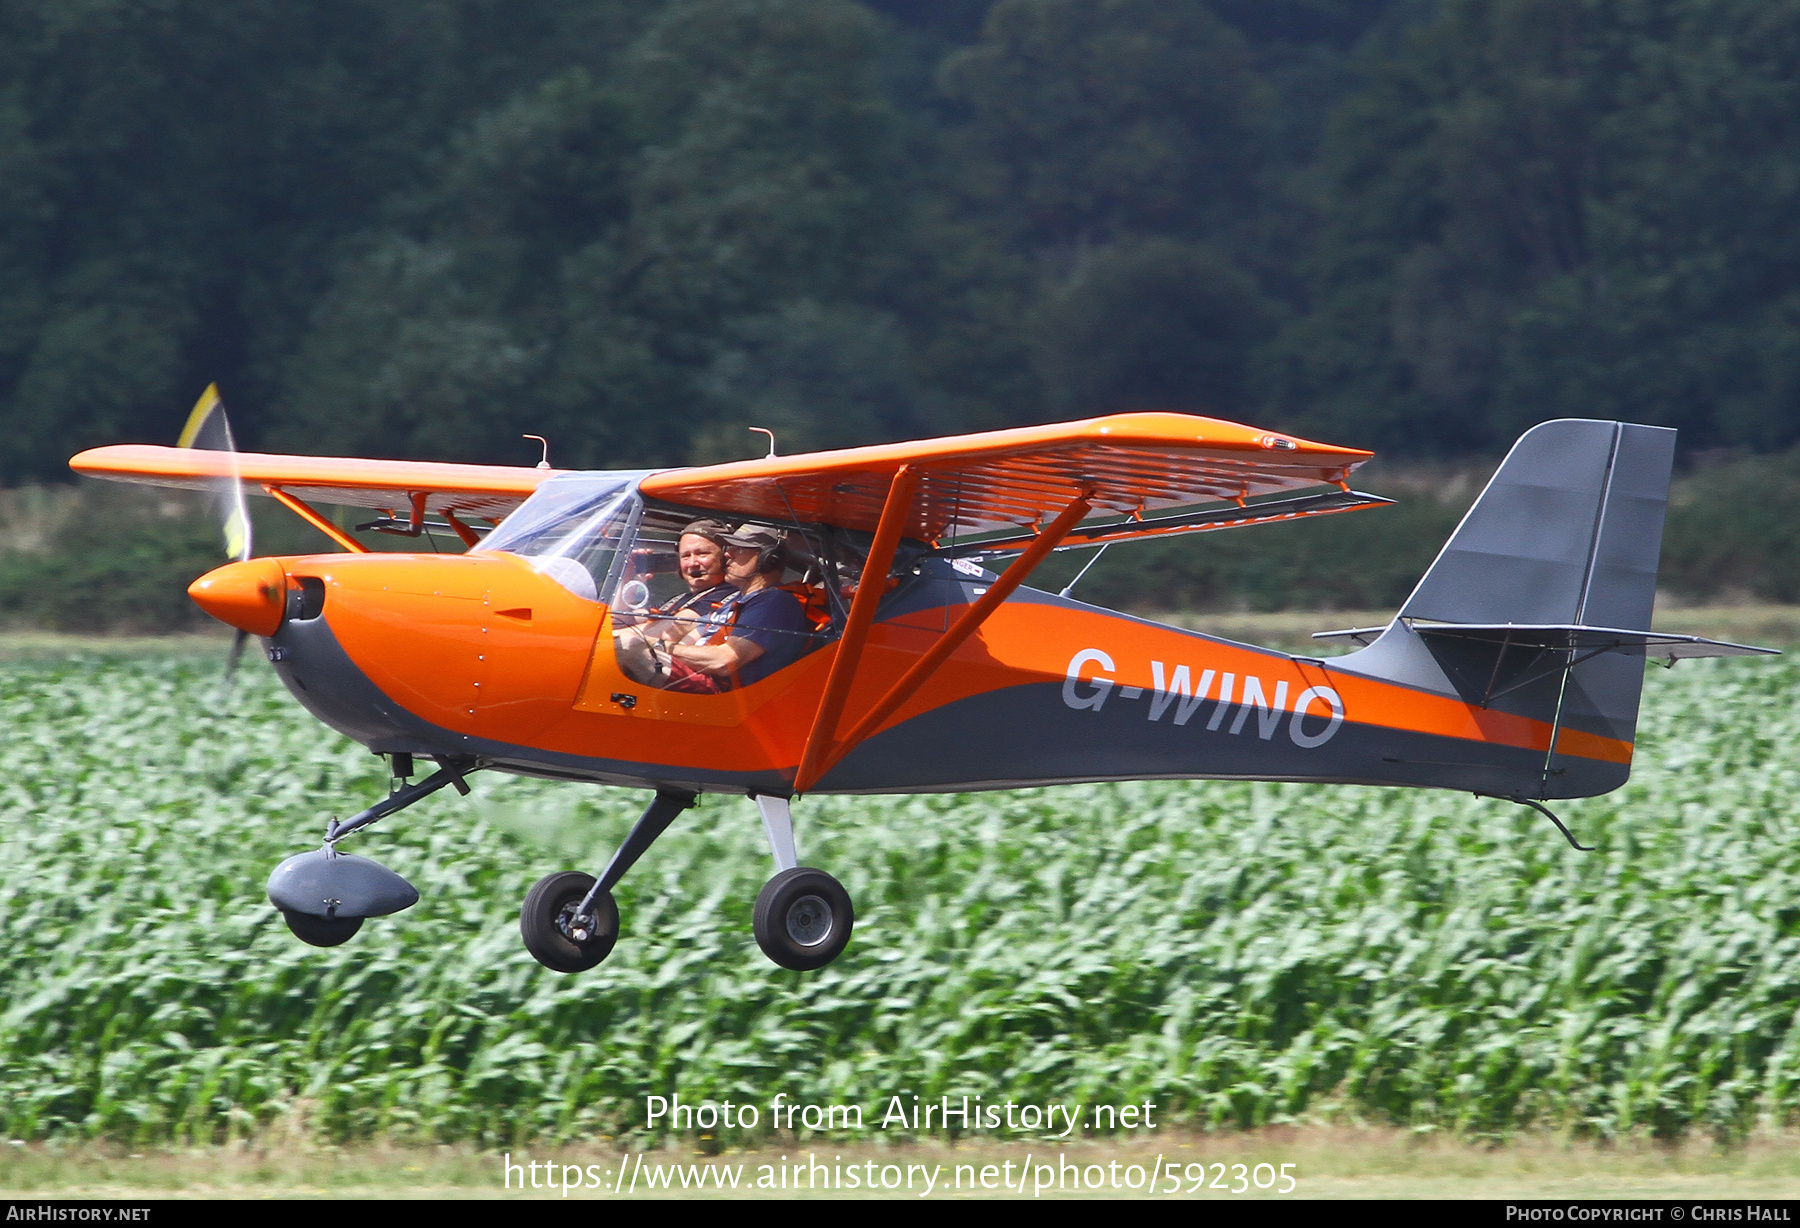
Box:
xmin=0 ymin=647 xmax=1795 ymax=1145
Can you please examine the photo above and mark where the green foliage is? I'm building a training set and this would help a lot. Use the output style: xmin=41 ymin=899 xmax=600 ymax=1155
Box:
xmin=0 ymin=650 xmax=1793 ymax=1144
xmin=1033 ymin=238 xmax=1277 ymax=418
xmin=939 ymin=0 xmax=1268 ymax=247
xmin=692 ymin=300 xmax=931 ymax=459
xmin=0 ymin=0 xmax=646 ymax=478
xmin=275 ymin=0 xmax=918 ymax=470
xmin=0 ymin=483 xmax=376 ymax=635
xmin=7 ymin=0 xmax=1800 ymax=479
xmin=0 ymin=487 xmax=220 ymax=634
xmin=1282 ymin=0 xmax=1800 ymax=453
xmin=1661 ymin=450 xmax=1800 ymax=604
xmin=0 ymin=0 xmax=1325 ymax=474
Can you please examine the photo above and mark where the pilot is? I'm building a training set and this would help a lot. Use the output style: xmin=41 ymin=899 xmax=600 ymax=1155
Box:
xmin=669 ymin=524 xmax=816 ymax=688
xmin=613 ymin=520 xmax=738 ymax=688
xmin=647 ymin=519 xmax=737 ymax=633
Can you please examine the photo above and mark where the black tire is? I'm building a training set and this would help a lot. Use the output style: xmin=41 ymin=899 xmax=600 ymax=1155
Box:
xmin=520 ymin=871 xmax=619 ymax=974
xmin=752 ymin=867 xmax=853 ymax=971
xmin=280 ymin=908 xmax=363 ymax=947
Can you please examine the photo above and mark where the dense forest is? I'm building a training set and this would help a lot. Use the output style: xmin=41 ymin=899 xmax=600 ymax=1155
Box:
xmin=5 ymin=0 xmax=1800 ymax=482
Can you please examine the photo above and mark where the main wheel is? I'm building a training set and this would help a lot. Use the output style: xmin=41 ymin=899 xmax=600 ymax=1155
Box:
xmin=280 ymin=908 xmax=363 ymax=947
xmin=752 ymin=868 xmax=853 ymax=971
xmin=520 ymin=871 xmax=619 ymax=973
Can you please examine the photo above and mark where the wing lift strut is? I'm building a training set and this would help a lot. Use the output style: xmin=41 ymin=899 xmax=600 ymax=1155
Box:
xmin=264 ymin=486 xmax=487 ymax=553
xmin=792 ymin=466 xmax=1094 ymax=794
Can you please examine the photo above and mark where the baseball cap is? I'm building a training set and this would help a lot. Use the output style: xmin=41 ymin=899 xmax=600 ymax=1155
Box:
xmin=722 ymin=524 xmax=785 ymax=552
xmin=680 ymin=519 xmax=733 ymax=546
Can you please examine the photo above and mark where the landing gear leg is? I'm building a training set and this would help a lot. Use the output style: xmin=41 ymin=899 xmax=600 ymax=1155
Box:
xmin=520 ymin=789 xmax=697 ymax=973
xmin=750 ymin=794 xmax=853 ymax=971
xmin=322 ymin=756 xmax=476 ymax=844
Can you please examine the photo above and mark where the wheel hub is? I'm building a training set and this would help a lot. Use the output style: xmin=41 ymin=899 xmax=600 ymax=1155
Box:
xmin=557 ymin=901 xmax=593 ymax=944
xmin=785 ymin=894 xmax=834 ymax=947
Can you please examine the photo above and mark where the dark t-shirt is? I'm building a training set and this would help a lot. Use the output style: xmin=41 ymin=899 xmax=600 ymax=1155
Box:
xmin=727 ymin=586 xmax=816 ymax=687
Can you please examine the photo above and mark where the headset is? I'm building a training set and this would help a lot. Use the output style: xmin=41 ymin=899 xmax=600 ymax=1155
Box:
xmin=726 ymin=527 xmax=787 ymax=575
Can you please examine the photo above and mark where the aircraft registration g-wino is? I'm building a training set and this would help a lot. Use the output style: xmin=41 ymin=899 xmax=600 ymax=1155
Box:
xmin=71 ymin=399 xmax=1775 ymax=974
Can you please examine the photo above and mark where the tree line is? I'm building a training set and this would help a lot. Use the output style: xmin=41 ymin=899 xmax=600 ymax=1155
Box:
xmin=4 ymin=0 xmax=1799 ymax=483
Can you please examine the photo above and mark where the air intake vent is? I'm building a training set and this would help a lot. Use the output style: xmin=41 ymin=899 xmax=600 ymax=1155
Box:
xmin=288 ymin=576 xmax=326 ymax=621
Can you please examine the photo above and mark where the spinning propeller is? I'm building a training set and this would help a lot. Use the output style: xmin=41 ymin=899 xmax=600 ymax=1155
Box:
xmin=177 ymin=385 xmax=258 ymax=685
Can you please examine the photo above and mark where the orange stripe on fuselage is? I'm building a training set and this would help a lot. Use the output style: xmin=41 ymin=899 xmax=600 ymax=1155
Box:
xmin=1552 ymin=724 xmax=1634 ymax=766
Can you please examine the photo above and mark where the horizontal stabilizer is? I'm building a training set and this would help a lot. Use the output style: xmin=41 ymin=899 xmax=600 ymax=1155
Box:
xmin=1323 ymin=419 xmax=1758 ymax=801
xmin=1409 ymin=622 xmax=1778 ymax=661
xmin=1312 ymin=625 xmax=1387 ymax=647
xmin=1317 ymin=620 xmax=1777 ymax=662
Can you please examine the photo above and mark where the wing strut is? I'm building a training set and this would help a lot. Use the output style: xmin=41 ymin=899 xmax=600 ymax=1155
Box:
xmin=795 ymin=465 xmax=920 ymax=793
xmin=794 ymin=488 xmax=1093 ymax=793
xmin=265 ymin=486 xmax=368 ymax=553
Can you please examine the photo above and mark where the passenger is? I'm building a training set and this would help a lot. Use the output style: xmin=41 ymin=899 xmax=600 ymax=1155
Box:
xmin=670 ymin=524 xmax=816 ymax=688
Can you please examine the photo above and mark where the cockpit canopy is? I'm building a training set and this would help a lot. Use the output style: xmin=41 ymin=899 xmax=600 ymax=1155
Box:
xmin=472 ymin=472 xmax=646 ymax=602
xmin=475 ymin=470 xmax=914 ymax=692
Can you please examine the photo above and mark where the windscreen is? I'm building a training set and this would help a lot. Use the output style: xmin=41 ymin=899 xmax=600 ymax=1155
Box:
xmin=474 ymin=472 xmax=649 ymax=601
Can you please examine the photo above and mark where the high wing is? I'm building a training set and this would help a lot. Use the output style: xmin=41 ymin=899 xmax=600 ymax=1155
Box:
xmin=645 ymin=412 xmax=1382 ymax=796
xmin=72 ymin=411 xmax=1380 ymax=550
xmin=69 ymin=444 xmax=554 ymax=524
xmin=638 ymin=411 xmax=1380 ymax=548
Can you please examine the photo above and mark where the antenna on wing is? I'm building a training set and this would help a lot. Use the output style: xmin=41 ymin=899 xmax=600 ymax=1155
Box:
xmin=523 ymin=435 xmax=552 ymax=469
xmin=748 ymin=427 xmax=777 ymax=459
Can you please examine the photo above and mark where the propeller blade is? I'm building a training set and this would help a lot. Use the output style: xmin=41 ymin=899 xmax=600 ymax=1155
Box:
xmin=182 ymin=385 xmax=260 ymax=695
xmin=221 ymin=628 xmax=251 ymax=698
xmin=178 ymin=384 xmax=252 ymax=563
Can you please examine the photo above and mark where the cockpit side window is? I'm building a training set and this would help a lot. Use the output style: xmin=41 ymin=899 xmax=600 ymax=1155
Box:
xmin=611 ymin=507 xmax=857 ymax=693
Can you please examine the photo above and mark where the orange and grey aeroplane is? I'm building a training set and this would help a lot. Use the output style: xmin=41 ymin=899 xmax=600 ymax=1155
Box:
xmin=71 ymin=396 xmax=1774 ymax=973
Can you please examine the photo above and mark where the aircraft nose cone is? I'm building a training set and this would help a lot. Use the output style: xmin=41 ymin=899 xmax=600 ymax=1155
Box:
xmin=188 ymin=558 xmax=287 ymax=636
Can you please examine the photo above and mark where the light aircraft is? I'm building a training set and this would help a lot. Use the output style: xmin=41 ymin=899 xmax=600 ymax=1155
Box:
xmin=71 ymin=395 xmax=1775 ymax=973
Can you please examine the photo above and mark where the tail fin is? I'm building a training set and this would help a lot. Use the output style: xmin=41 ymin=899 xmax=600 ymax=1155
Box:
xmin=1336 ymin=419 xmax=1676 ymax=799
xmin=1399 ymin=419 xmax=1673 ymax=631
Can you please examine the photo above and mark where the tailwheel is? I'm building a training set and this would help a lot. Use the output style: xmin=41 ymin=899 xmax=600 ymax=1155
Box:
xmin=280 ymin=909 xmax=364 ymax=948
xmin=521 ymin=871 xmax=619 ymax=973
xmin=752 ymin=867 xmax=853 ymax=971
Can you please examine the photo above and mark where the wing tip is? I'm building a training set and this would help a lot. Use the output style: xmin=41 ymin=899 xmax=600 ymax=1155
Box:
xmin=69 ymin=443 xmax=163 ymax=478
